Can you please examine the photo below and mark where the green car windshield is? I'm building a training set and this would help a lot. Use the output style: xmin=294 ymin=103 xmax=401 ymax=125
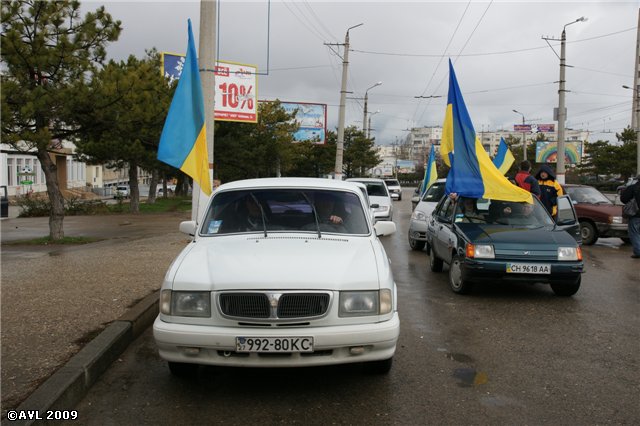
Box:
xmin=454 ymin=197 xmax=555 ymax=227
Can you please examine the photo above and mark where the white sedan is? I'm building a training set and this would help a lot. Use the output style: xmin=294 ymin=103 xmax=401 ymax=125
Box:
xmin=153 ymin=178 xmax=400 ymax=375
xmin=346 ymin=178 xmax=394 ymax=221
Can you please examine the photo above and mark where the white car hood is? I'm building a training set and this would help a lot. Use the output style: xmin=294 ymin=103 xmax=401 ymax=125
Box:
xmin=170 ymin=235 xmax=381 ymax=291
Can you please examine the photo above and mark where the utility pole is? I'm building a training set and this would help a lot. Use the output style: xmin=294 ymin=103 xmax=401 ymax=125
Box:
xmin=367 ymin=110 xmax=380 ymax=139
xmin=544 ymin=17 xmax=586 ymax=184
xmin=328 ymin=24 xmax=362 ymax=181
xmin=634 ymin=10 xmax=639 ymax=175
xmin=363 ymin=81 xmax=382 ymax=137
xmin=192 ymin=0 xmax=216 ymax=221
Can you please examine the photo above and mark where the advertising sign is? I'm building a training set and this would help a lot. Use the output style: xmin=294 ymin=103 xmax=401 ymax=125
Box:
xmin=514 ymin=124 xmax=531 ymax=132
xmin=280 ymin=102 xmax=327 ymax=144
xmin=534 ymin=124 xmax=555 ymax=133
xmin=535 ymin=141 xmax=582 ymax=164
xmin=161 ymin=53 xmax=258 ymax=123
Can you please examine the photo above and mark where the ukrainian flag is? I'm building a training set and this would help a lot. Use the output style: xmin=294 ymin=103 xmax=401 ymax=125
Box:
xmin=420 ymin=144 xmax=438 ymax=195
xmin=158 ymin=19 xmax=212 ymax=195
xmin=441 ymin=60 xmax=531 ymax=203
xmin=492 ymin=137 xmax=515 ymax=175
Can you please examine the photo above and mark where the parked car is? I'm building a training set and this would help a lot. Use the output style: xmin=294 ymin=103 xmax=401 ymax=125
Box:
xmin=411 ymin=188 xmax=421 ymax=210
xmin=426 ymin=195 xmax=583 ymax=296
xmin=153 ymin=178 xmax=400 ymax=375
xmin=383 ymin=178 xmax=402 ymax=200
xmin=408 ymin=179 xmax=446 ymax=251
xmin=563 ymin=184 xmax=628 ymax=245
xmin=346 ymin=178 xmax=394 ymax=221
xmin=113 ymin=185 xmax=130 ymax=199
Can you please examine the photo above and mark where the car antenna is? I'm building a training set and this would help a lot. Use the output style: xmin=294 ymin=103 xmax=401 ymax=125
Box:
xmin=250 ymin=193 xmax=268 ymax=237
xmin=301 ymin=192 xmax=322 ymax=238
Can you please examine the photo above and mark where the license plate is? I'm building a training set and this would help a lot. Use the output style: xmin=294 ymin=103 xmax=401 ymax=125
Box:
xmin=236 ymin=337 xmax=314 ymax=353
xmin=506 ymin=263 xmax=551 ymax=274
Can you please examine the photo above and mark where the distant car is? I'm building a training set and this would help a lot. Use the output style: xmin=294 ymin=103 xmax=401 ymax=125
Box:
xmin=408 ymin=179 xmax=446 ymax=251
xmin=153 ymin=177 xmax=399 ymax=375
xmin=426 ymin=195 xmax=583 ymax=296
xmin=411 ymin=188 xmax=421 ymax=210
xmin=563 ymin=184 xmax=628 ymax=245
xmin=114 ymin=185 xmax=130 ymax=199
xmin=346 ymin=178 xmax=394 ymax=221
xmin=383 ymin=178 xmax=402 ymax=201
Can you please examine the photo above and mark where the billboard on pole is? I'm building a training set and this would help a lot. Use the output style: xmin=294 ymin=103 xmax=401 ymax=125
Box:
xmin=161 ymin=53 xmax=258 ymax=123
xmin=280 ymin=102 xmax=327 ymax=144
xmin=535 ymin=141 xmax=582 ymax=164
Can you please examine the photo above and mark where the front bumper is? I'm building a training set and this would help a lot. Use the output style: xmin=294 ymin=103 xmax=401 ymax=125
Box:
xmin=408 ymin=220 xmax=429 ymax=242
xmin=461 ymin=258 xmax=583 ymax=284
xmin=153 ymin=312 xmax=400 ymax=367
xmin=596 ymin=222 xmax=628 ymax=239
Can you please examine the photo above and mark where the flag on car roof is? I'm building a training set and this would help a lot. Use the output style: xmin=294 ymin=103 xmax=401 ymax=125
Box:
xmin=158 ymin=19 xmax=212 ymax=195
xmin=492 ymin=137 xmax=515 ymax=175
xmin=420 ymin=144 xmax=438 ymax=195
xmin=441 ymin=60 xmax=531 ymax=203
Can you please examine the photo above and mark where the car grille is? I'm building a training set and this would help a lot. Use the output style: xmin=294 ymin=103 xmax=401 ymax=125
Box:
xmin=219 ymin=292 xmax=330 ymax=320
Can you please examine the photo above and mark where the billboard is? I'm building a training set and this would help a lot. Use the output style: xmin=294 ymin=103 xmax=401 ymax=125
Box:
xmin=514 ymin=124 xmax=531 ymax=132
xmin=161 ymin=53 xmax=258 ymax=123
xmin=514 ymin=124 xmax=555 ymax=133
xmin=280 ymin=102 xmax=327 ymax=144
xmin=535 ymin=141 xmax=582 ymax=164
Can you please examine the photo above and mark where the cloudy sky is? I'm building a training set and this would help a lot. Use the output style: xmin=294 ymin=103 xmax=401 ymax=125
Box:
xmin=88 ymin=0 xmax=638 ymax=146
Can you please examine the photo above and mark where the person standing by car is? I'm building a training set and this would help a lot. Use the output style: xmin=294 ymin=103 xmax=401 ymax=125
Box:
xmin=620 ymin=175 xmax=640 ymax=259
xmin=514 ymin=160 xmax=541 ymax=198
xmin=535 ymin=164 xmax=563 ymax=219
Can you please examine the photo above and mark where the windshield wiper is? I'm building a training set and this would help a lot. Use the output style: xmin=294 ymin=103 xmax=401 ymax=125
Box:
xmin=301 ymin=192 xmax=322 ymax=238
xmin=249 ymin=193 xmax=268 ymax=237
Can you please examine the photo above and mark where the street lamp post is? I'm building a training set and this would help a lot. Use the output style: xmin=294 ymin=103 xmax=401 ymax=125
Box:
xmin=363 ymin=81 xmax=382 ymax=136
xmin=555 ymin=16 xmax=587 ymax=184
xmin=623 ymin=85 xmax=640 ymax=175
xmin=513 ymin=109 xmax=527 ymax=161
xmin=368 ymin=110 xmax=380 ymax=139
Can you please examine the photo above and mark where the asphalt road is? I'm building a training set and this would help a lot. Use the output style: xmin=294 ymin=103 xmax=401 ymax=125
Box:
xmin=67 ymin=190 xmax=639 ymax=424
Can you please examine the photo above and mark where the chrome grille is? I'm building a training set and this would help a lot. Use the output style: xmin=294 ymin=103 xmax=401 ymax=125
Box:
xmin=218 ymin=292 xmax=330 ymax=320
xmin=277 ymin=293 xmax=330 ymax=318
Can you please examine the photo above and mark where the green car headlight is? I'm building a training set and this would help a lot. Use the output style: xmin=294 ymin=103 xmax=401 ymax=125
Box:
xmin=558 ymin=247 xmax=580 ymax=261
xmin=161 ymin=290 xmax=211 ymax=317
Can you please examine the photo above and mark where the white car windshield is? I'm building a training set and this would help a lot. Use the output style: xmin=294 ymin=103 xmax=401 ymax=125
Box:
xmin=201 ymin=189 xmax=370 ymax=235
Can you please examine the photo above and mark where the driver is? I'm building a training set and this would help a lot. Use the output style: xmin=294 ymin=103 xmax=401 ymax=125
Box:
xmin=314 ymin=192 xmax=345 ymax=225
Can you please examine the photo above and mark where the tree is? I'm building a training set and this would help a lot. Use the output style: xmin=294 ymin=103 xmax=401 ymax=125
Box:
xmin=1 ymin=0 xmax=121 ymax=239
xmin=340 ymin=126 xmax=381 ymax=178
xmin=72 ymin=50 xmax=173 ymax=212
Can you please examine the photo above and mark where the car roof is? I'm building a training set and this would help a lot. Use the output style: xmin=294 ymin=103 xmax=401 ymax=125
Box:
xmin=216 ymin=177 xmax=362 ymax=192
xmin=346 ymin=178 xmax=386 ymax=183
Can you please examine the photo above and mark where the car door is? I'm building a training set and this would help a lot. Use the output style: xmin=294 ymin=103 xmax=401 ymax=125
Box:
xmin=555 ymin=195 xmax=581 ymax=244
xmin=430 ymin=197 xmax=456 ymax=263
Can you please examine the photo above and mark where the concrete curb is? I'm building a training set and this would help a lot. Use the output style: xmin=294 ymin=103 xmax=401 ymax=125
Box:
xmin=11 ymin=291 xmax=159 ymax=425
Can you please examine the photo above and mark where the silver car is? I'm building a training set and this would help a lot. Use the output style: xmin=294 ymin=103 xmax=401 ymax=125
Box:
xmin=408 ymin=179 xmax=446 ymax=251
xmin=347 ymin=178 xmax=394 ymax=221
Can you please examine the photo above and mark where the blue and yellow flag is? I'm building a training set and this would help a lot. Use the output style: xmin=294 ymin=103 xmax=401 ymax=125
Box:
xmin=420 ymin=144 xmax=438 ymax=195
xmin=492 ymin=137 xmax=515 ymax=175
xmin=441 ymin=60 xmax=531 ymax=203
xmin=158 ymin=19 xmax=212 ymax=195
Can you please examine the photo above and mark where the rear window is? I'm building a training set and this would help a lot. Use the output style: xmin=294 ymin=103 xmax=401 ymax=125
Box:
xmin=422 ymin=182 xmax=446 ymax=202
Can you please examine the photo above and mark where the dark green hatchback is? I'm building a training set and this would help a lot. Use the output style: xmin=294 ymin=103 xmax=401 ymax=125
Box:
xmin=426 ymin=195 xmax=584 ymax=296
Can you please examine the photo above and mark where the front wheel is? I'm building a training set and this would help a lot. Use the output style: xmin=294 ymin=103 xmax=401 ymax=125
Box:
xmin=449 ymin=255 xmax=473 ymax=294
xmin=580 ymin=221 xmax=598 ymax=245
xmin=550 ymin=276 xmax=581 ymax=297
xmin=409 ymin=231 xmax=426 ymax=251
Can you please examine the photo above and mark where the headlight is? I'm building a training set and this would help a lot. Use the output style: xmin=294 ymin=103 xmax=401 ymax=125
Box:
xmin=610 ymin=216 xmax=623 ymax=224
xmin=374 ymin=205 xmax=390 ymax=213
xmin=411 ymin=210 xmax=427 ymax=221
xmin=558 ymin=246 xmax=581 ymax=261
xmin=160 ymin=290 xmax=211 ymax=317
xmin=465 ymin=243 xmax=495 ymax=259
xmin=339 ymin=289 xmax=392 ymax=317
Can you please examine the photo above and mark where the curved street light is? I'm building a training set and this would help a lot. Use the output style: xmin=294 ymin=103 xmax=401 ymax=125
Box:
xmin=363 ymin=81 xmax=382 ymax=135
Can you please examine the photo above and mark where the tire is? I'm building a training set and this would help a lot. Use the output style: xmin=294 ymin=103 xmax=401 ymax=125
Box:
xmin=580 ymin=221 xmax=598 ymax=245
xmin=429 ymin=250 xmax=443 ymax=272
xmin=621 ymin=237 xmax=631 ymax=245
xmin=550 ymin=276 xmax=581 ymax=297
xmin=408 ymin=231 xmax=426 ymax=251
xmin=365 ymin=357 xmax=393 ymax=374
xmin=168 ymin=361 xmax=198 ymax=376
xmin=448 ymin=255 xmax=473 ymax=294
xmin=398 ymin=195 xmax=402 ymax=201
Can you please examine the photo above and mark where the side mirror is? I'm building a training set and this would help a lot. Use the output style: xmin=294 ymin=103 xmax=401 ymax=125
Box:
xmin=179 ymin=220 xmax=197 ymax=236
xmin=374 ymin=220 xmax=396 ymax=237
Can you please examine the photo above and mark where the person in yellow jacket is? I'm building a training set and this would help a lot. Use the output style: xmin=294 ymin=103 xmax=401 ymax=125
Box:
xmin=535 ymin=164 xmax=563 ymax=218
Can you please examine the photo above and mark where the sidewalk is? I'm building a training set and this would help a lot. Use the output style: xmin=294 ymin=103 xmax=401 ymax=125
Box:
xmin=1 ymin=211 xmax=191 ymax=416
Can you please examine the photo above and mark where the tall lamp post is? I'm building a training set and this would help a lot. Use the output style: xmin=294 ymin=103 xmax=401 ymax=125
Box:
xmin=513 ymin=109 xmax=527 ymax=161
xmin=623 ymin=85 xmax=640 ymax=175
xmin=367 ymin=110 xmax=380 ymax=139
xmin=363 ymin=81 xmax=382 ymax=136
xmin=555 ymin=16 xmax=587 ymax=184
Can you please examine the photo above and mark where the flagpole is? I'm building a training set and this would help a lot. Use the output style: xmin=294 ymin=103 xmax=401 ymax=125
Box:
xmin=192 ymin=0 xmax=216 ymax=222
